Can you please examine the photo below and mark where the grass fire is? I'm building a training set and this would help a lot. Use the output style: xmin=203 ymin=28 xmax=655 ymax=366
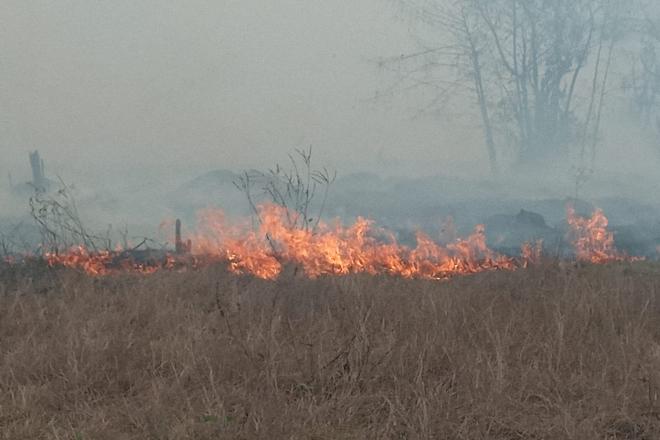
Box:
xmin=29 ymin=203 xmax=635 ymax=280
xmin=3 ymin=151 xmax=659 ymax=440
xmin=6 ymin=1 xmax=660 ymax=437
xmin=3 ymin=167 xmax=657 ymax=437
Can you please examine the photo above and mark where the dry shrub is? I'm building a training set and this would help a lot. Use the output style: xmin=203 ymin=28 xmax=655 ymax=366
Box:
xmin=1 ymin=262 xmax=660 ymax=439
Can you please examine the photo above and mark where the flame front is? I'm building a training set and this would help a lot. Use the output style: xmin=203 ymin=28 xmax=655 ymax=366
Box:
xmin=36 ymin=204 xmax=640 ymax=278
xmin=45 ymin=246 xmax=164 ymax=276
xmin=45 ymin=246 xmax=114 ymax=276
xmin=192 ymin=204 xmax=517 ymax=280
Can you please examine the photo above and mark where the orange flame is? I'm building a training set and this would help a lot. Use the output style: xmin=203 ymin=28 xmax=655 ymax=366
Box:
xmin=45 ymin=246 xmax=164 ymax=276
xmin=521 ymin=240 xmax=544 ymax=267
xmin=36 ymin=203 xmax=643 ymax=278
xmin=565 ymin=205 xmax=628 ymax=263
xmin=192 ymin=204 xmax=519 ymax=280
xmin=45 ymin=246 xmax=114 ymax=276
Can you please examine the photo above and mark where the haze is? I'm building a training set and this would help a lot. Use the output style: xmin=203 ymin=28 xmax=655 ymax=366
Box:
xmin=1 ymin=0 xmax=495 ymax=189
xmin=3 ymin=0 xmax=660 ymax=241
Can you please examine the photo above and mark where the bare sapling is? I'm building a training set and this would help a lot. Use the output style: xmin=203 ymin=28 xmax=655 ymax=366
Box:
xmin=234 ymin=146 xmax=336 ymax=233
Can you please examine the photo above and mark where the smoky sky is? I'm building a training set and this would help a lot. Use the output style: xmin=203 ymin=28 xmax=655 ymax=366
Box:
xmin=0 ymin=0 xmax=493 ymax=190
xmin=2 ymin=0 xmax=659 ymax=195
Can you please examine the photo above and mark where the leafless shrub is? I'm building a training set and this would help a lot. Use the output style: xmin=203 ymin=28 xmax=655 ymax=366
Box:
xmin=234 ymin=146 xmax=336 ymax=232
xmin=28 ymin=178 xmax=160 ymax=255
xmin=29 ymin=178 xmax=100 ymax=253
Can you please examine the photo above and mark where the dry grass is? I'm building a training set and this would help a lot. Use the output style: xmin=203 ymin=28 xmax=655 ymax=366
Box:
xmin=2 ymin=262 xmax=660 ymax=439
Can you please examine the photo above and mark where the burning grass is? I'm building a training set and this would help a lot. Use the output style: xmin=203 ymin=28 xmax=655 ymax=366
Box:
xmin=1 ymin=262 xmax=660 ymax=439
xmin=35 ymin=203 xmax=636 ymax=280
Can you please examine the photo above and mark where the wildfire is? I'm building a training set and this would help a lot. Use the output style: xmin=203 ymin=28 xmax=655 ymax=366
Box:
xmin=45 ymin=246 xmax=170 ymax=276
xmin=189 ymin=205 xmax=522 ymax=280
xmin=565 ymin=205 xmax=628 ymax=264
xmin=45 ymin=247 xmax=113 ymax=276
xmin=32 ymin=203 xmax=639 ymax=279
xmin=521 ymin=240 xmax=544 ymax=267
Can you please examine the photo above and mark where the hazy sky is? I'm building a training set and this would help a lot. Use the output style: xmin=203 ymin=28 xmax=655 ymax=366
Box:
xmin=1 ymin=0 xmax=492 ymax=189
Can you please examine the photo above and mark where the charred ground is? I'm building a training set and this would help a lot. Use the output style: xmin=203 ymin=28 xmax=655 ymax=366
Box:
xmin=1 ymin=262 xmax=660 ymax=439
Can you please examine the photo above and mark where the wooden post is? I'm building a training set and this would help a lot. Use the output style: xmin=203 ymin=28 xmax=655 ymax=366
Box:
xmin=29 ymin=150 xmax=46 ymax=191
xmin=175 ymin=219 xmax=183 ymax=254
xmin=174 ymin=219 xmax=191 ymax=254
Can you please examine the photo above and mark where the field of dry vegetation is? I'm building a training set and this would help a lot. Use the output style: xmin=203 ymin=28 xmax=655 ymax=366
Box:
xmin=1 ymin=262 xmax=660 ymax=439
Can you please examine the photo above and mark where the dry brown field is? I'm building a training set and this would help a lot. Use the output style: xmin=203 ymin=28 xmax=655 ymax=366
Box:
xmin=1 ymin=262 xmax=660 ymax=439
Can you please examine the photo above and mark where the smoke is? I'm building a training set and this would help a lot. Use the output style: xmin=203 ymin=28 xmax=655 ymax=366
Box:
xmin=1 ymin=0 xmax=460 ymax=181
xmin=2 ymin=0 xmax=660 ymax=252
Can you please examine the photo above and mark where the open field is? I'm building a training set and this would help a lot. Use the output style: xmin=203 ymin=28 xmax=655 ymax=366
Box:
xmin=1 ymin=262 xmax=660 ymax=439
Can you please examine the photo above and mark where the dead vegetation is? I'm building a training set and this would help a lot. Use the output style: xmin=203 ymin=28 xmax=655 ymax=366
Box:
xmin=1 ymin=262 xmax=660 ymax=439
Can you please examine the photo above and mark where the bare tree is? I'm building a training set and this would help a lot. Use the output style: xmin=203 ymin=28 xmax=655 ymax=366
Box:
xmin=384 ymin=0 xmax=626 ymax=173
xmin=624 ymin=4 xmax=660 ymax=144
